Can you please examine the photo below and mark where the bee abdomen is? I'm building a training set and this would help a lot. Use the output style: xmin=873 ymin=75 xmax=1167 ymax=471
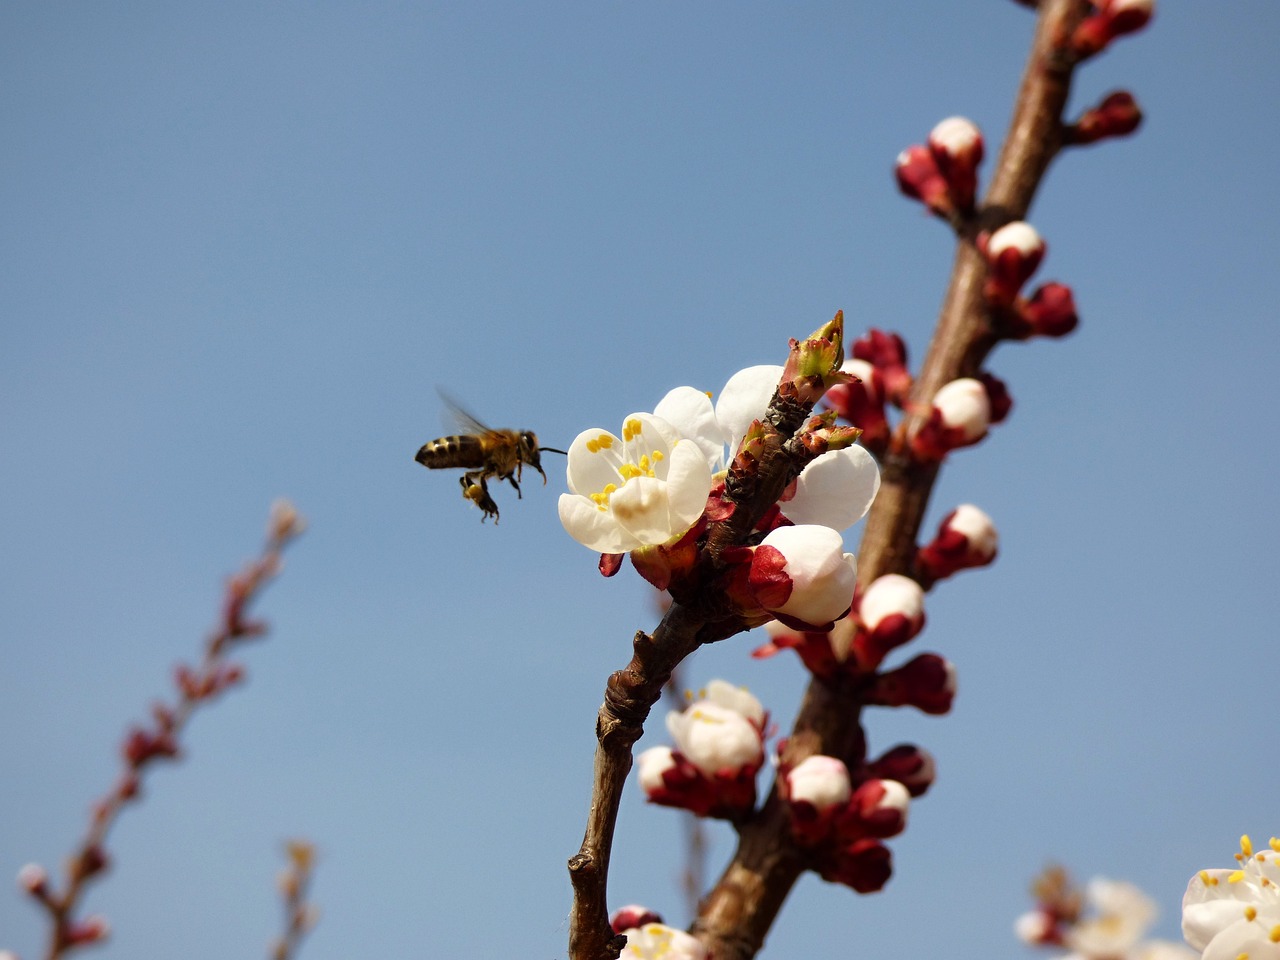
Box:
xmin=415 ymin=435 xmax=486 ymax=469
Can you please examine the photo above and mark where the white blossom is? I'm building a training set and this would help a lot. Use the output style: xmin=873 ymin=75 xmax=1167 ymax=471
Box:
xmin=1183 ymin=835 xmax=1280 ymax=960
xmin=757 ymin=525 xmax=857 ymax=626
xmin=619 ymin=923 xmax=708 ymax=960
xmin=665 ymin=681 xmax=764 ymax=777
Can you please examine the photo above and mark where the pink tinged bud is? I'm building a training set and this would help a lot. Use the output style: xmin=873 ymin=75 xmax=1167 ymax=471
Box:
xmin=1012 ymin=282 xmax=1079 ymax=339
xmin=867 ymin=744 xmax=936 ymax=797
xmin=869 ymin=653 xmax=957 ymax=714
xmin=894 ymin=145 xmax=953 ymax=219
xmin=753 ymin=526 xmax=857 ymax=630
xmin=823 ymin=359 xmax=889 ymax=449
xmin=1071 ymin=0 xmax=1154 ymax=58
xmin=982 ymin=221 xmax=1046 ymax=306
xmin=853 ymin=574 xmax=926 ymax=668
xmin=66 ymin=916 xmax=110 ymax=946
xmin=910 ymin=378 xmax=991 ymax=462
xmin=786 ymin=755 xmax=853 ymax=811
xmin=610 ymin=905 xmax=663 ymax=934
xmin=917 ymin=503 xmax=999 ymax=580
xmin=1015 ymin=909 xmax=1060 ymax=945
xmin=823 ymin=838 xmax=893 ymax=894
xmin=1069 ymin=91 xmax=1142 ymax=146
xmin=852 ymin=328 xmax=911 ymax=405
xmin=848 ymin=778 xmax=910 ymax=838
xmin=17 ymin=863 xmax=47 ymax=896
xmin=928 ymin=116 xmax=984 ymax=213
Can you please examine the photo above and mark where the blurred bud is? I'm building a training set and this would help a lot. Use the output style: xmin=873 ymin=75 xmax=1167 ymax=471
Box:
xmin=619 ymin=923 xmax=708 ymax=960
xmin=821 ymin=838 xmax=893 ymax=894
xmin=867 ymin=744 xmax=936 ymax=797
xmin=823 ymin=358 xmax=889 ymax=451
xmin=611 ymin=905 xmax=664 ymax=934
xmin=917 ymin=504 xmax=999 ymax=581
xmin=1009 ymin=282 xmax=1079 ymax=339
xmin=910 ymin=378 xmax=992 ymax=462
xmin=17 ymin=864 xmax=47 ymax=897
xmin=786 ymin=755 xmax=853 ymax=811
xmin=895 ymin=145 xmax=953 ymax=219
xmin=852 ymin=328 xmax=912 ymax=405
xmin=65 ymin=916 xmax=111 ymax=946
xmin=928 ymin=116 xmax=984 ymax=213
xmin=869 ymin=653 xmax=957 ymax=715
xmin=978 ymin=372 xmax=1012 ymax=424
xmin=70 ymin=845 xmax=109 ymax=884
xmin=845 ymin=778 xmax=910 ymax=838
xmin=267 ymin=498 xmax=306 ymax=541
xmin=1071 ymin=0 xmax=1155 ymax=58
xmin=1068 ymin=91 xmax=1142 ymax=146
xmin=1016 ymin=908 xmax=1061 ymax=945
xmin=852 ymin=574 xmax=926 ymax=669
xmin=982 ymin=221 xmax=1046 ymax=307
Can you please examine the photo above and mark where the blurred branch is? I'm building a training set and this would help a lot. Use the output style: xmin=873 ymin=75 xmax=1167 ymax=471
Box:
xmin=270 ymin=840 xmax=319 ymax=960
xmin=17 ymin=501 xmax=305 ymax=960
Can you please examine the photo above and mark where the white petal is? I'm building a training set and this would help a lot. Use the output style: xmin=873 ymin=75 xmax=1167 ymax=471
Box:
xmin=715 ymin=365 xmax=783 ymax=452
xmin=609 ymin=477 xmax=682 ymax=546
xmin=787 ymin=755 xmax=852 ymax=809
xmin=557 ymin=493 xmax=643 ymax=554
xmin=671 ymin=702 xmax=761 ymax=775
xmin=636 ymin=746 xmax=676 ymax=793
xmin=763 ymin=525 xmax=858 ymax=624
xmin=565 ymin=427 xmax=625 ymax=496
xmin=703 ymin=679 xmax=764 ymax=725
xmin=653 ymin=387 xmax=725 ymax=471
xmin=662 ymin=440 xmax=715 ymax=532
xmin=1201 ymin=921 xmax=1280 ymax=960
xmin=783 ymin=446 xmax=881 ymax=530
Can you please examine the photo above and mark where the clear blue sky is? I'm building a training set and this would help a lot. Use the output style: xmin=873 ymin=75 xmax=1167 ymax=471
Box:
xmin=2 ymin=3 xmax=1277 ymax=958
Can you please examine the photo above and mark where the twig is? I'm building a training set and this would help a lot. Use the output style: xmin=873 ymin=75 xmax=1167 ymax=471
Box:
xmin=270 ymin=840 xmax=319 ymax=960
xmin=17 ymin=501 xmax=305 ymax=960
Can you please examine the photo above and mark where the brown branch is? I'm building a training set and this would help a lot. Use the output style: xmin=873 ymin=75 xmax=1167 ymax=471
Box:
xmin=691 ymin=2 xmax=1094 ymax=957
xmin=20 ymin=502 xmax=305 ymax=960
xmin=270 ymin=840 xmax=319 ymax=960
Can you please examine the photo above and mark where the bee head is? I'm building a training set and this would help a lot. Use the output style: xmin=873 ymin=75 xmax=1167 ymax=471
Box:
xmin=519 ymin=431 xmax=546 ymax=480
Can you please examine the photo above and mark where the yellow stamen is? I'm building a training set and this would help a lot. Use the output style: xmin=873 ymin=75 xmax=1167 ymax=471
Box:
xmin=1229 ymin=870 xmax=1246 ymax=883
xmin=1243 ymin=835 xmax=1255 ymax=858
xmin=586 ymin=438 xmax=599 ymax=453
xmin=1271 ymin=838 xmax=1280 ymax=853
xmin=1245 ymin=906 xmax=1258 ymax=921
xmin=1270 ymin=925 xmax=1280 ymax=943
xmin=623 ymin=418 xmax=642 ymax=441
xmin=1200 ymin=870 xmax=1219 ymax=886
xmin=653 ymin=450 xmax=664 ymax=462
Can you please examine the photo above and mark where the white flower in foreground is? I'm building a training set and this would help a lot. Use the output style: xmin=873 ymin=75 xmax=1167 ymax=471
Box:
xmin=558 ymin=413 xmax=713 ymax=554
xmin=654 ymin=367 xmax=879 ymax=533
xmin=754 ymin=525 xmax=857 ymax=627
xmin=665 ymin=680 xmax=764 ymax=777
xmin=786 ymin=755 xmax=852 ymax=811
xmin=620 ymin=923 xmax=708 ymax=960
xmin=1183 ymin=835 xmax=1280 ymax=960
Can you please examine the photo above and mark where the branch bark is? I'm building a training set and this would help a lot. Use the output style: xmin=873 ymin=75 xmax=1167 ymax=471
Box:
xmin=691 ymin=3 xmax=1092 ymax=956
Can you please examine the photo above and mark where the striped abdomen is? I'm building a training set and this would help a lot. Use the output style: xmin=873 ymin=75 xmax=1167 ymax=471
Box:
xmin=415 ymin=434 xmax=489 ymax=470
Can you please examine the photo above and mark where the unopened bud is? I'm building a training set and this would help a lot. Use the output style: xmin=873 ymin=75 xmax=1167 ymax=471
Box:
xmin=1011 ymin=282 xmax=1079 ymax=339
xmin=17 ymin=863 xmax=47 ymax=897
xmin=1068 ymin=91 xmax=1142 ymax=146
xmin=894 ymin=145 xmax=953 ymax=219
xmin=267 ymin=498 xmax=306 ymax=540
xmin=824 ymin=838 xmax=893 ymax=894
xmin=910 ymin=378 xmax=992 ymax=462
xmin=867 ymin=744 xmax=936 ymax=797
xmin=1071 ymin=0 xmax=1155 ymax=58
xmin=983 ymin=221 xmax=1045 ymax=306
xmin=823 ymin=358 xmax=888 ymax=450
xmin=917 ymin=504 xmax=998 ymax=581
xmin=786 ymin=755 xmax=853 ymax=811
xmin=65 ymin=915 xmax=111 ymax=946
xmin=869 ymin=653 xmax=957 ymax=715
xmin=853 ymin=574 xmax=926 ymax=669
xmin=928 ymin=117 xmax=984 ymax=214
xmin=848 ymin=778 xmax=910 ymax=838
xmin=852 ymin=329 xmax=911 ymax=405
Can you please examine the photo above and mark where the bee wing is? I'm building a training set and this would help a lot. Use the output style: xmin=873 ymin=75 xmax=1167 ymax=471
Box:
xmin=437 ymin=389 xmax=494 ymax=436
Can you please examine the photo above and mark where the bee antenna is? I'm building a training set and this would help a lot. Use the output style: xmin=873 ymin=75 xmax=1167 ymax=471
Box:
xmin=539 ymin=446 xmax=568 ymax=456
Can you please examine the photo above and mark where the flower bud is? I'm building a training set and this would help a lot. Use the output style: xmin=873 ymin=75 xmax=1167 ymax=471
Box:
xmin=982 ymin=221 xmax=1046 ymax=307
xmin=894 ymin=145 xmax=953 ymax=219
xmin=65 ymin=916 xmax=111 ymax=946
xmin=665 ymin=697 xmax=763 ymax=779
xmin=846 ymin=778 xmax=910 ymax=838
xmin=611 ymin=905 xmax=663 ymax=934
xmin=916 ymin=504 xmax=998 ymax=581
xmin=786 ymin=755 xmax=852 ymax=811
xmin=821 ymin=838 xmax=893 ymax=894
xmin=852 ymin=328 xmax=911 ymax=405
xmin=867 ymin=744 xmax=936 ymax=797
xmin=17 ymin=863 xmax=47 ymax=897
xmin=743 ymin=526 xmax=857 ymax=630
xmin=1068 ymin=91 xmax=1142 ymax=146
xmin=823 ymin=358 xmax=889 ymax=450
xmin=752 ymin=619 xmax=849 ymax=680
xmin=928 ymin=117 xmax=984 ymax=214
xmin=1010 ymin=282 xmax=1079 ymax=339
xmin=1015 ymin=909 xmax=1061 ymax=945
xmin=852 ymin=574 xmax=926 ymax=669
xmin=910 ymin=378 xmax=992 ymax=462
xmin=869 ymin=653 xmax=957 ymax=714
xmin=1071 ymin=0 xmax=1155 ymax=58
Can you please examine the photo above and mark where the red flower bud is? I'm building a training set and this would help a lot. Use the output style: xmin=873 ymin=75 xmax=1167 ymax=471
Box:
xmin=869 ymin=653 xmax=957 ymax=715
xmin=1068 ymin=91 xmax=1142 ymax=146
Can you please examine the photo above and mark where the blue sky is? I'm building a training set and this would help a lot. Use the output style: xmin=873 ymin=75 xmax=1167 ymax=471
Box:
xmin=2 ymin=2 xmax=1277 ymax=958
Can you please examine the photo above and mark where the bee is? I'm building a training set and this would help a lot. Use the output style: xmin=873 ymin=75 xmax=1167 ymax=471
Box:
xmin=414 ymin=399 xmax=565 ymax=524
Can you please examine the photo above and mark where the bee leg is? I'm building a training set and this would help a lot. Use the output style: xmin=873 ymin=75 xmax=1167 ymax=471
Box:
xmin=505 ymin=473 xmax=524 ymax=499
xmin=460 ymin=472 xmax=500 ymax=522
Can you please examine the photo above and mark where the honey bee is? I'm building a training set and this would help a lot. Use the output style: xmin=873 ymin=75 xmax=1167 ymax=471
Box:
xmin=414 ymin=400 xmax=565 ymax=523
